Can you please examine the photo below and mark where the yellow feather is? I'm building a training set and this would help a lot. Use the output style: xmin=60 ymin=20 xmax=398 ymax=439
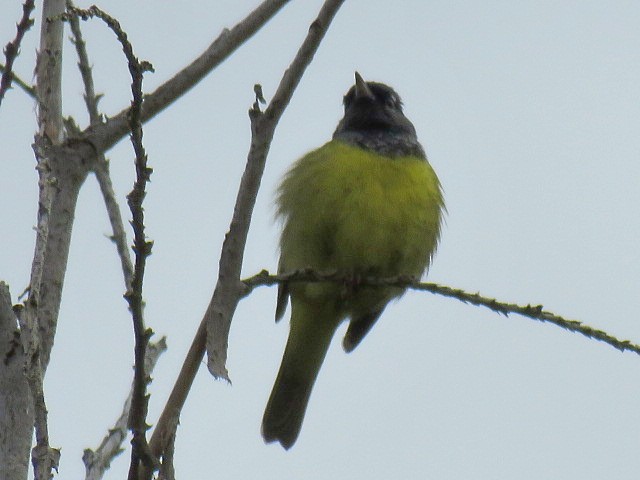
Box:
xmin=278 ymin=140 xmax=443 ymax=282
xmin=263 ymin=139 xmax=444 ymax=449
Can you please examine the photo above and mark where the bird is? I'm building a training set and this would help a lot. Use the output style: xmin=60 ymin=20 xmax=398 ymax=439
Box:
xmin=261 ymin=72 xmax=444 ymax=449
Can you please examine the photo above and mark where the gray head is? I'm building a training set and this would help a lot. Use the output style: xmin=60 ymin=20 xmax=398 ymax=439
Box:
xmin=333 ymin=72 xmax=425 ymax=159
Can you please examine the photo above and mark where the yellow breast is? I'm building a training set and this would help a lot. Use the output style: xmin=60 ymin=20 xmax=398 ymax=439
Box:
xmin=277 ymin=140 xmax=444 ymax=280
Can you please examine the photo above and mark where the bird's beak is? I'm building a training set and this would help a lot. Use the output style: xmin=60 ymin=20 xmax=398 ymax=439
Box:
xmin=354 ymin=72 xmax=374 ymax=100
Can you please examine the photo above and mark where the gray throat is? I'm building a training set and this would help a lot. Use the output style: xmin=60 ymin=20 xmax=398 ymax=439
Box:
xmin=332 ymin=130 xmax=426 ymax=159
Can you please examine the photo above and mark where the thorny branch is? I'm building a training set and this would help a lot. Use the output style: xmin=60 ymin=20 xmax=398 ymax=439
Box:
xmin=83 ymin=338 xmax=167 ymax=480
xmin=0 ymin=0 xmax=35 ymax=106
xmin=57 ymin=5 xmax=156 ymax=479
xmin=65 ymin=1 xmax=133 ymax=288
xmin=0 ymin=62 xmax=36 ymax=98
xmin=95 ymin=160 xmax=135 ymax=288
xmin=66 ymin=0 xmax=102 ymax=124
xmin=242 ymin=269 xmax=640 ymax=357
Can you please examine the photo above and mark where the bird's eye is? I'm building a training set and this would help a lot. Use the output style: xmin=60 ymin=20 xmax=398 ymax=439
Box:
xmin=384 ymin=95 xmax=398 ymax=109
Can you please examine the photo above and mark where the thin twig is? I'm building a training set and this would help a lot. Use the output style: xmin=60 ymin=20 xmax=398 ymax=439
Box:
xmin=64 ymin=1 xmax=133 ymax=288
xmin=206 ymin=0 xmax=347 ymax=379
xmin=83 ymin=337 xmax=167 ymax=480
xmin=241 ymin=269 xmax=640 ymax=357
xmin=65 ymin=0 xmax=132 ymax=286
xmin=143 ymin=0 xmax=346 ymax=473
xmin=0 ymin=0 xmax=35 ymax=106
xmin=141 ymin=318 xmax=206 ymax=480
xmin=0 ymin=62 xmax=36 ymax=98
xmin=58 ymin=6 xmax=156 ymax=479
xmin=84 ymin=0 xmax=292 ymax=154
xmin=94 ymin=160 xmax=135 ymax=289
xmin=66 ymin=0 xmax=101 ymax=124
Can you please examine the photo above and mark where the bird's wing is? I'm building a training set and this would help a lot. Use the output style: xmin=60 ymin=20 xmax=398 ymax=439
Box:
xmin=275 ymin=256 xmax=289 ymax=322
xmin=342 ymin=308 xmax=384 ymax=353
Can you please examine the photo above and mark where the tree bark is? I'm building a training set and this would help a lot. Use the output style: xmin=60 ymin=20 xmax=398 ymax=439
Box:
xmin=0 ymin=283 xmax=33 ymax=480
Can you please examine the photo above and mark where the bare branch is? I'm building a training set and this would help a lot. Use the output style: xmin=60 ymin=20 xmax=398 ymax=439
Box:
xmin=0 ymin=283 xmax=32 ymax=480
xmin=61 ymin=3 xmax=135 ymax=291
xmin=156 ymin=414 xmax=178 ymax=480
xmin=94 ymin=160 xmax=134 ymax=289
xmin=64 ymin=1 xmax=133 ymax=288
xmin=85 ymin=0 xmax=292 ymax=154
xmin=38 ymin=0 xmax=65 ymax=142
xmin=66 ymin=0 xmax=101 ymax=124
xmin=14 ymin=3 xmax=88 ymax=476
xmin=58 ymin=6 xmax=157 ymax=478
xmin=30 ymin=0 xmax=67 ymax=328
xmin=140 ymin=320 xmax=206 ymax=480
xmin=0 ymin=0 xmax=35 ymax=106
xmin=242 ymin=269 xmax=640 ymax=357
xmin=14 ymin=303 xmax=60 ymax=480
xmin=0 ymin=63 xmax=36 ymax=98
xmin=141 ymin=0 xmax=346 ymax=473
xmin=83 ymin=337 xmax=167 ymax=480
xmin=118 ymin=23 xmax=155 ymax=480
xmin=20 ymin=139 xmax=95 ymax=477
xmin=206 ymin=0 xmax=347 ymax=380
xmin=30 ymin=141 xmax=95 ymax=361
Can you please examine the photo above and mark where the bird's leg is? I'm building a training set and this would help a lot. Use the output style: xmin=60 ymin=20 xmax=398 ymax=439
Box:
xmin=339 ymin=270 xmax=363 ymax=299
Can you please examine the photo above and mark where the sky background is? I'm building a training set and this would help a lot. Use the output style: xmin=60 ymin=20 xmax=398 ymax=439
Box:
xmin=2 ymin=1 xmax=640 ymax=478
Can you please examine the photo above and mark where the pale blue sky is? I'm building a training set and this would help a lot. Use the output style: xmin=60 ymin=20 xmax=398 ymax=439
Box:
xmin=2 ymin=1 xmax=640 ymax=478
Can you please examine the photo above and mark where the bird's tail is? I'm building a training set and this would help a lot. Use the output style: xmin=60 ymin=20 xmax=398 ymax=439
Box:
xmin=262 ymin=300 xmax=339 ymax=449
